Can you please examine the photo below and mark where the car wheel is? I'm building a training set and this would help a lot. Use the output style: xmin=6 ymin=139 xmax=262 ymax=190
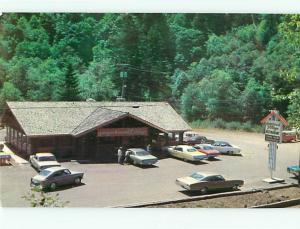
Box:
xmin=50 ymin=182 xmax=56 ymax=191
xmin=74 ymin=177 xmax=81 ymax=185
xmin=232 ymin=184 xmax=239 ymax=191
xmin=200 ymin=187 xmax=208 ymax=195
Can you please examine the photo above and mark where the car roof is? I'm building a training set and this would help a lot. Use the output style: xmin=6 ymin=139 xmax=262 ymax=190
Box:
xmin=194 ymin=172 xmax=221 ymax=177
xmin=127 ymin=148 xmax=146 ymax=152
xmin=215 ymin=141 xmax=229 ymax=144
xmin=195 ymin=144 xmax=212 ymax=147
xmin=36 ymin=152 xmax=55 ymax=157
xmin=176 ymin=145 xmax=195 ymax=149
xmin=44 ymin=167 xmax=67 ymax=173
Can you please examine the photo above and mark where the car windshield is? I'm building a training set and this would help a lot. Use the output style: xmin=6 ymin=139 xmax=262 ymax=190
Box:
xmin=203 ymin=146 xmax=213 ymax=150
xmin=39 ymin=170 xmax=52 ymax=177
xmin=186 ymin=148 xmax=197 ymax=152
xmin=190 ymin=173 xmax=205 ymax=180
xmin=38 ymin=156 xmax=56 ymax=161
xmin=135 ymin=150 xmax=150 ymax=156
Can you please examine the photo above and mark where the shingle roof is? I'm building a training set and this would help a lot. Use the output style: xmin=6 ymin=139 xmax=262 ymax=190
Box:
xmin=5 ymin=101 xmax=191 ymax=136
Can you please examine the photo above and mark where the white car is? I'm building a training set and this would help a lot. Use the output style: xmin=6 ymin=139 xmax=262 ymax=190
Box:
xmin=212 ymin=141 xmax=241 ymax=154
xmin=29 ymin=153 xmax=61 ymax=171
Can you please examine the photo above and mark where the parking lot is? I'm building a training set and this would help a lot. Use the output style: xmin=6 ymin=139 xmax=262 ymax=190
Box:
xmin=1 ymin=129 xmax=300 ymax=207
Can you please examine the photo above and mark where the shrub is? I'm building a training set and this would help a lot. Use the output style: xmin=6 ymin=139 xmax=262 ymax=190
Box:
xmin=226 ymin=121 xmax=242 ymax=130
xmin=212 ymin=118 xmax=226 ymax=129
xmin=241 ymin=121 xmax=253 ymax=132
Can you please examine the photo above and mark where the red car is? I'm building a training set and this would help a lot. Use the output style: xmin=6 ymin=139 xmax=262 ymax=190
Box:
xmin=194 ymin=144 xmax=220 ymax=159
xmin=282 ymin=131 xmax=297 ymax=143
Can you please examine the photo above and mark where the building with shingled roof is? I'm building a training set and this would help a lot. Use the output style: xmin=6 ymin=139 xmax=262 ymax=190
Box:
xmin=0 ymin=101 xmax=190 ymax=161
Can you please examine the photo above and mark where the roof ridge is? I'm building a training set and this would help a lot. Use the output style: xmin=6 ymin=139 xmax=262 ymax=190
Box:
xmin=70 ymin=106 xmax=128 ymax=134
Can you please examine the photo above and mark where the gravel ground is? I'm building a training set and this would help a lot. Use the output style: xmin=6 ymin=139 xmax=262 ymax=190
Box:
xmin=150 ymin=187 xmax=300 ymax=208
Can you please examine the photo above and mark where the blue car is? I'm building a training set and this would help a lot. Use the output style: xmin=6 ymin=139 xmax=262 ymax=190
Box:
xmin=287 ymin=165 xmax=300 ymax=177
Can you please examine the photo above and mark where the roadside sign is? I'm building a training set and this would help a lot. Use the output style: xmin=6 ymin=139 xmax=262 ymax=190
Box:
xmin=261 ymin=110 xmax=286 ymax=183
xmin=264 ymin=120 xmax=283 ymax=143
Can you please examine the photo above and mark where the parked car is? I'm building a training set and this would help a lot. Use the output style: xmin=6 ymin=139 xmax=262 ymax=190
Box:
xmin=125 ymin=148 xmax=158 ymax=166
xmin=29 ymin=153 xmax=61 ymax=171
xmin=176 ymin=172 xmax=244 ymax=194
xmin=167 ymin=145 xmax=207 ymax=162
xmin=282 ymin=130 xmax=297 ymax=143
xmin=194 ymin=144 xmax=220 ymax=159
xmin=183 ymin=132 xmax=215 ymax=145
xmin=212 ymin=141 xmax=241 ymax=154
xmin=287 ymin=165 xmax=300 ymax=177
xmin=30 ymin=167 xmax=84 ymax=191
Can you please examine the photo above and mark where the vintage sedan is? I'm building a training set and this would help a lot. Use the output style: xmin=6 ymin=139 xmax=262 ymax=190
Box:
xmin=30 ymin=167 xmax=84 ymax=191
xmin=194 ymin=144 xmax=220 ymax=159
xmin=29 ymin=153 xmax=61 ymax=171
xmin=176 ymin=172 xmax=244 ymax=194
xmin=125 ymin=148 xmax=158 ymax=166
xmin=183 ymin=132 xmax=215 ymax=145
xmin=212 ymin=141 xmax=241 ymax=154
xmin=287 ymin=165 xmax=300 ymax=177
xmin=167 ymin=145 xmax=207 ymax=162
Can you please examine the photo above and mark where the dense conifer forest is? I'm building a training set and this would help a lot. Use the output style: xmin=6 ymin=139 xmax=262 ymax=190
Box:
xmin=0 ymin=14 xmax=299 ymax=126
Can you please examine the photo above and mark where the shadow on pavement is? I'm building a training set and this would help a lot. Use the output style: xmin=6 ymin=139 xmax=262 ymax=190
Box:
xmin=179 ymin=188 xmax=240 ymax=197
xmin=46 ymin=183 xmax=86 ymax=193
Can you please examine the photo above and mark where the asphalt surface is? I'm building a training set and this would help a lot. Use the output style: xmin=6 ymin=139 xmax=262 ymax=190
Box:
xmin=1 ymin=129 xmax=300 ymax=207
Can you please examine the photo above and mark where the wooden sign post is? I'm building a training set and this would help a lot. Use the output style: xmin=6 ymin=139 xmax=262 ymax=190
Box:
xmin=260 ymin=110 xmax=288 ymax=183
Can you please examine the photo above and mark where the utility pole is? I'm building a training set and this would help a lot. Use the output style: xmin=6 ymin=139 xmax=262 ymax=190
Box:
xmin=116 ymin=64 xmax=129 ymax=102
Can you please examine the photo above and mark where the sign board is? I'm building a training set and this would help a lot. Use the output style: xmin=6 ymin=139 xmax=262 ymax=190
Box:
xmin=264 ymin=120 xmax=283 ymax=143
xmin=97 ymin=127 xmax=148 ymax=137
xmin=268 ymin=142 xmax=276 ymax=171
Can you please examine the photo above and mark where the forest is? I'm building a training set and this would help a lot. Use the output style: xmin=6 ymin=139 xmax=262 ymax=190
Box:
xmin=0 ymin=13 xmax=299 ymax=127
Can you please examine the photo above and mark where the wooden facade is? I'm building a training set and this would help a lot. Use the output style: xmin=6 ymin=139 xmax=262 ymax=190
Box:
xmin=3 ymin=114 xmax=183 ymax=161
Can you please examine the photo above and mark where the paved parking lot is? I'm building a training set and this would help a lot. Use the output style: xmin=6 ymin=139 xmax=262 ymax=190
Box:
xmin=1 ymin=129 xmax=299 ymax=207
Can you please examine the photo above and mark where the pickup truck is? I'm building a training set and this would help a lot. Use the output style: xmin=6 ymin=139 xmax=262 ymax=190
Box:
xmin=287 ymin=165 xmax=300 ymax=177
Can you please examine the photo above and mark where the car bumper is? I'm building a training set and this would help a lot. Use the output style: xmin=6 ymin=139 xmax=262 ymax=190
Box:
xmin=139 ymin=160 xmax=158 ymax=165
xmin=175 ymin=180 xmax=191 ymax=190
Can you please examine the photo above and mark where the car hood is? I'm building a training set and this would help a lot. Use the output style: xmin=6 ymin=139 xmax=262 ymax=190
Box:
xmin=38 ymin=161 xmax=61 ymax=167
xmin=203 ymin=149 xmax=220 ymax=155
xmin=188 ymin=152 xmax=206 ymax=156
xmin=134 ymin=155 xmax=157 ymax=160
xmin=176 ymin=176 xmax=199 ymax=185
xmin=32 ymin=174 xmax=47 ymax=182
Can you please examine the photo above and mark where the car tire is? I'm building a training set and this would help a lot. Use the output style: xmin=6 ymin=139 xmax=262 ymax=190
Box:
xmin=200 ymin=187 xmax=208 ymax=195
xmin=74 ymin=177 xmax=81 ymax=185
xmin=232 ymin=184 xmax=239 ymax=191
xmin=50 ymin=182 xmax=56 ymax=191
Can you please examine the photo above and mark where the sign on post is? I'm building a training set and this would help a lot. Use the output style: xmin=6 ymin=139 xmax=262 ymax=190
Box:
xmin=260 ymin=110 xmax=288 ymax=183
xmin=264 ymin=120 xmax=283 ymax=143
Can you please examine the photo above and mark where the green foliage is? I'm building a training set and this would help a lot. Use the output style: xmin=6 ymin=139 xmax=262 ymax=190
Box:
xmin=0 ymin=13 xmax=299 ymax=126
xmin=22 ymin=186 xmax=69 ymax=207
xmin=78 ymin=60 xmax=117 ymax=100
xmin=61 ymin=65 xmax=80 ymax=101
xmin=190 ymin=119 xmax=264 ymax=133
xmin=0 ymin=81 xmax=22 ymax=102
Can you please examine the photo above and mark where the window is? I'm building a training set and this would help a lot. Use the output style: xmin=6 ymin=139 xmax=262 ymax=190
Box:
xmin=63 ymin=169 xmax=71 ymax=175
xmin=175 ymin=147 xmax=183 ymax=152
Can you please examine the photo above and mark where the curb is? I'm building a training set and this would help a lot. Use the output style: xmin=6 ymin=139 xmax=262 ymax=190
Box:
xmin=252 ymin=198 xmax=300 ymax=208
xmin=111 ymin=184 xmax=298 ymax=208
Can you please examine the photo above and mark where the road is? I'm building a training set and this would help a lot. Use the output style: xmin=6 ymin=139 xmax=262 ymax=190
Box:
xmin=1 ymin=129 xmax=299 ymax=207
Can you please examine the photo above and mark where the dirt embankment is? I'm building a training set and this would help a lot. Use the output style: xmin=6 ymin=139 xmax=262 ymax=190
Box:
xmin=149 ymin=187 xmax=300 ymax=208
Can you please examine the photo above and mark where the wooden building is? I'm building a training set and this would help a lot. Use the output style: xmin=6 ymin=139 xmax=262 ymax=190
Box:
xmin=0 ymin=101 xmax=190 ymax=161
